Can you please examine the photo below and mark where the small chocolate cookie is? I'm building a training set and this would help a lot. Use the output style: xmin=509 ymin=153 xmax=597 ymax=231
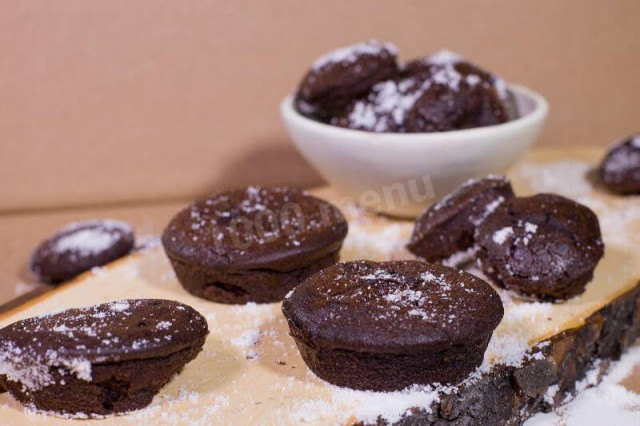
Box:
xmin=295 ymin=40 xmax=397 ymax=121
xmin=600 ymin=133 xmax=640 ymax=194
xmin=407 ymin=176 xmax=514 ymax=262
xmin=30 ymin=219 xmax=134 ymax=284
xmin=403 ymin=51 xmax=511 ymax=132
xmin=475 ymin=194 xmax=604 ymax=301
xmin=162 ymin=186 xmax=348 ymax=304
xmin=282 ymin=260 xmax=504 ymax=391
xmin=0 ymin=299 xmax=208 ymax=417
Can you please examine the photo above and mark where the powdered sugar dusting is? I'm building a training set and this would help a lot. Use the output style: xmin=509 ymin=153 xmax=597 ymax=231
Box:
xmin=492 ymin=226 xmax=514 ymax=244
xmin=0 ymin=340 xmax=92 ymax=392
xmin=519 ymin=160 xmax=593 ymax=197
xmin=525 ymin=346 xmax=640 ymax=425
xmin=602 ymin=142 xmax=640 ymax=175
xmin=518 ymin=159 xmax=640 ymax=249
xmin=52 ymin=219 xmax=132 ymax=256
xmin=54 ymin=229 xmax=119 ymax=255
xmin=426 ymin=49 xmax=463 ymax=65
xmin=345 ymin=78 xmax=426 ymax=132
xmin=311 ymin=40 xmax=396 ymax=71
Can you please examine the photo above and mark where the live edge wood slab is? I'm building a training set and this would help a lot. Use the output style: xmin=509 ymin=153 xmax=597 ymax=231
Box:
xmin=0 ymin=148 xmax=638 ymax=425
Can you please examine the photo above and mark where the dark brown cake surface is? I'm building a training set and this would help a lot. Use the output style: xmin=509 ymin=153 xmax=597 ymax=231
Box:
xmin=163 ymin=186 xmax=347 ymax=272
xmin=162 ymin=186 xmax=347 ymax=303
xmin=408 ymin=175 xmax=514 ymax=262
xmin=29 ymin=219 xmax=134 ymax=284
xmin=282 ymin=260 xmax=503 ymax=390
xmin=475 ymin=194 xmax=605 ymax=301
xmin=403 ymin=52 xmax=511 ymax=132
xmin=295 ymin=40 xmax=397 ymax=121
xmin=0 ymin=299 xmax=208 ymax=416
xmin=600 ymin=133 xmax=640 ymax=194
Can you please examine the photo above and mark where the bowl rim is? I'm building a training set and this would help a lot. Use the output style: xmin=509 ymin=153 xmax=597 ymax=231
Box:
xmin=281 ymin=83 xmax=549 ymax=141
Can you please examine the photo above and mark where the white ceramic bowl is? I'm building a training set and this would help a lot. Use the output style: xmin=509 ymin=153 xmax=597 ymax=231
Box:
xmin=281 ymin=84 xmax=548 ymax=218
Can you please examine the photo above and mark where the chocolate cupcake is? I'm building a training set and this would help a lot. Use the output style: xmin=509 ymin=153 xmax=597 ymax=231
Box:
xmin=162 ymin=186 xmax=348 ymax=304
xmin=600 ymin=133 xmax=640 ymax=194
xmin=404 ymin=51 xmax=512 ymax=132
xmin=295 ymin=40 xmax=397 ymax=121
xmin=30 ymin=219 xmax=134 ymax=284
xmin=475 ymin=194 xmax=605 ymax=301
xmin=282 ymin=260 xmax=504 ymax=391
xmin=332 ymin=50 xmax=513 ymax=133
xmin=407 ymin=176 xmax=514 ymax=263
xmin=0 ymin=299 xmax=208 ymax=417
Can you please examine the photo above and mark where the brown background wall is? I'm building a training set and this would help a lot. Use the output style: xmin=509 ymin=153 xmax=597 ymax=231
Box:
xmin=1 ymin=0 xmax=639 ymax=212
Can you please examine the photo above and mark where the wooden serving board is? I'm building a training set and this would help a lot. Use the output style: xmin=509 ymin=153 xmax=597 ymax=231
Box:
xmin=1 ymin=150 xmax=639 ymax=425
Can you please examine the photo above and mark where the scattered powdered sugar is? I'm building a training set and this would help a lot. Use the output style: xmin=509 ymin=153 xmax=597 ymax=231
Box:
xmin=442 ymin=245 xmax=478 ymax=267
xmin=13 ymin=281 xmax=41 ymax=297
xmin=311 ymin=40 xmax=396 ymax=70
xmin=518 ymin=158 xmax=640 ymax=250
xmin=466 ymin=74 xmax=481 ymax=87
xmin=156 ymin=321 xmax=172 ymax=330
xmin=485 ymin=296 xmax=554 ymax=367
xmin=471 ymin=195 xmax=506 ymax=226
xmin=492 ymin=226 xmax=514 ymax=244
xmin=521 ymin=221 xmax=539 ymax=246
xmin=493 ymin=76 xmax=509 ymax=99
xmin=134 ymin=234 xmax=161 ymax=251
xmin=53 ymin=219 xmax=131 ymax=256
xmin=383 ymin=288 xmax=425 ymax=304
xmin=425 ymin=49 xmax=463 ymax=66
xmin=631 ymin=134 xmax=640 ymax=148
xmin=178 ymin=186 xmax=337 ymax=254
xmin=288 ymin=365 xmax=491 ymax=424
xmin=346 ymin=78 xmax=426 ymax=132
xmin=110 ymin=300 xmax=130 ymax=312
xmin=579 ymin=197 xmax=640 ymax=249
xmin=342 ymin=221 xmax=410 ymax=260
xmin=525 ymin=346 xmax=640 ymax=425
xmin=544 ymin=384 xmax=560 ymax=405
xmin=518 ymin=160 xmax=594 ymax=197
xmin=231 ymin=302 xmax=276 ymax=328
xmin=0 ymin=340 xmax=92 ymax=392
xmin=602 ymin=142 xmax=640 ymax=175
xmin=54 ymin=229 xmax=118 ymax=255
xmin=230 ymin=329 xmax=260 ymax=349
xmin=433 ymin=175 xmax=506 ymax=214
xmin=323 ymin=262 xmax=486 ymax=327
xmin=430 ymin=62 xmax=463 ymax=91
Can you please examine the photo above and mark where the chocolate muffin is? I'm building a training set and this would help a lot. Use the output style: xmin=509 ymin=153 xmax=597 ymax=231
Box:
xmin=30 ymin=219 xmax=135 ymax=284
xmin=162 ymin=186 xmax=348 ymax=304
xmin=0 ymin=299 xmax=208 ymax=417
xmin=282 ymin=260 xmax=504 ymax=391
xmin=475 ymin=194 xmax=605 ymax=301
xmin=295 ymin=40 xmax=397 ymax=121
xmin=600 ymin=133 xmax=640 ymax=194
xmin=404 ymin=51 xmax=512 ymax=132
xmin=407 ymin=176 xmax=514 ymax=263
xmin=331 ymin=49 xmax=514 ymax=133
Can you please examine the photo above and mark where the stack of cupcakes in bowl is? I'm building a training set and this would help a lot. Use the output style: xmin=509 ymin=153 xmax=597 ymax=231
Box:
xmin=281 ymin=40 xmax=549 ymax=218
